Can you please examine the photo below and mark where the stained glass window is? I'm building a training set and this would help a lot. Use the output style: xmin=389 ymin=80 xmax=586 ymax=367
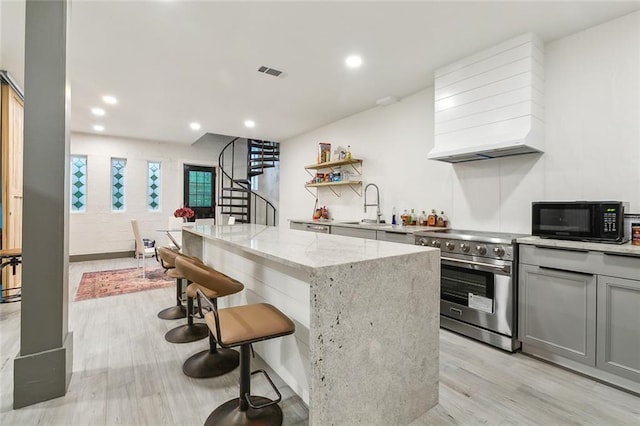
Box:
xmin=111 ymin=158 xmax=126 ymax=211
xmin=188 ymin=170 xmax=212 ymax=207
xmin=70 ymin=155 xmax=87 ymax=212
xmin=148 ymin=161 xmax=161 ymax=211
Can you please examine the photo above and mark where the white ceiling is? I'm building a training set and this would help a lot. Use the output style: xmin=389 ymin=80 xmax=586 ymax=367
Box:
xmin=66 ymin=1 xmax=640 ymax=144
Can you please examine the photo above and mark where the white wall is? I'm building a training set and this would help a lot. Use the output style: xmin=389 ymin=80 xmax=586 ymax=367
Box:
xmin=279 ymin=11 xmax=640 ymax=234
xmin=0 ymin=0 xmax=25 ymax=88
xmin=70 ymin=132 xmax=221 ymax=255
xmin=280 ymin=88 xmax=453 ymax=226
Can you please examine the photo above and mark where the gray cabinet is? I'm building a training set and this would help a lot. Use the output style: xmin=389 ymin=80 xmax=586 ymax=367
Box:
xmin=596 ymin=275 xmax=640 ymax=382
xmin=330 ymin=225 xmax=376 ymax=240
xmin=376 ymin=230 xmax=413 ymax=244
xmin=290 ymin=221 xmax=330 ymax=233
xmin=519 ymin=243 xmax=640 ymax=392
xmin=519 ymin=263 xmax=597 ymax=366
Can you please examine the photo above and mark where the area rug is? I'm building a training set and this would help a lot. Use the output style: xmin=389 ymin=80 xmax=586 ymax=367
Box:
xmin=75 ymin=265 xmax=174 ymax=301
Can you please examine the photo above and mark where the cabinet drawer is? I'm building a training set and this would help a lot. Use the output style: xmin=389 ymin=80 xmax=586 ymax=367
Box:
xmin=599 ymin=252 xmax=640 ymax=281
xmin=330 ymin=226 xmax=376 ymax=240
xmin=520 ymin=244 xmax=600 ymax=273
xmin=376 ymin=230 xmax=413 ymax=244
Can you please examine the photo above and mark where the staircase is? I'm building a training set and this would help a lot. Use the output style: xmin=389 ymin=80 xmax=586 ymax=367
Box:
xmin=218 ymin=138 xmax=279 ymax=225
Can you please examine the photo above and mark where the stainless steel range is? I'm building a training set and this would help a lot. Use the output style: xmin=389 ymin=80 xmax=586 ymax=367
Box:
xmin=415 ymin=229 xmax=527 ymax=352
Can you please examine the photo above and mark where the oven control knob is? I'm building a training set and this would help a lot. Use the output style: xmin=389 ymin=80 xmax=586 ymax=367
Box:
xmin=418 ymin=238 xmax=428 ymax=246
xmin=476 ymin=245 xmax=487 ymax=255
xmin=430 ymin=240 xmax=441 ymax=248
xmin=460 ymin=243 xmax=470 ymax=253
xmin=445 ymin=241 xmax=456 ymax=250
xmin=493 ymin=246 xmax=505 ymax=257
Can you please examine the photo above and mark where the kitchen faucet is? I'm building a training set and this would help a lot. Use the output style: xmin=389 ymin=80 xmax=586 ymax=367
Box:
xmin=364 ymin=183 xmax=382 ymax=223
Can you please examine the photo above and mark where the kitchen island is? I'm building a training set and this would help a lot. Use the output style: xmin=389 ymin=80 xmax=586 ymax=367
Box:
xmin=182 ymin=224 xmax=440 ymax=425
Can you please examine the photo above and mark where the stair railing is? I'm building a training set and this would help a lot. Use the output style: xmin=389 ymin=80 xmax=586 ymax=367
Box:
xmin=218 ymin=137 xmax=277 ymax=226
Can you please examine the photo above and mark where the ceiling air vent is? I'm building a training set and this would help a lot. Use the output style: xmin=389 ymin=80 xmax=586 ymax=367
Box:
xmin=257 ymin=66 xmax=284 ymax=78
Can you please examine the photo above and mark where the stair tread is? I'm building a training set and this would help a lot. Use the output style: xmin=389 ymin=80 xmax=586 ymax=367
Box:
xmin=219 ymin=196 xmax=249 ymax=200
xmin=222 ymin=187 xmax=249 ymax=192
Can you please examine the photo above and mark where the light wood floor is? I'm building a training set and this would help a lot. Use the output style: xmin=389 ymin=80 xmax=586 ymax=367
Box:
xmin=0 ymin=258 xmax=638 ymax=425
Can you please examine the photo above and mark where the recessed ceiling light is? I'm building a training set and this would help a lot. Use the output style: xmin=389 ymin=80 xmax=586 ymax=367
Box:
xmin=345 ymin=55 xmax=363 ymax=68
xmin=190 ymin=122 xmax=201 ymax=130
xmin=93 ymin=124 xmax=105 ymax=132
xmin=244 ymin=120 xmax=255 ymax=128
xmin=102 ymin=95 xmax=118 ymax=105
xmin=91 ymin=107 xmax=106 ymax=116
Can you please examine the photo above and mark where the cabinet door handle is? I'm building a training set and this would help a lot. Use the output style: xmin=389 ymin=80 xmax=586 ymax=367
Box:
xmin=538 ymin=266 xmax=594 ymax=276
xmin=603 ymin=251 xmax=640 ymax=259
xmin=534 ymin=245 xmax=589 ymax=253
xmin=449 ymin=307 xmax=463 ymax=316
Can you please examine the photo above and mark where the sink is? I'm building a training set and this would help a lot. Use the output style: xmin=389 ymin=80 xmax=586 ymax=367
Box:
xmin=359 ymin=222 xmax=388 ymax=227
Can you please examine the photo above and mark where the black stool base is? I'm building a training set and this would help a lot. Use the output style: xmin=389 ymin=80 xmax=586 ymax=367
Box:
xmin=157 ymin=305 xmax=186 ymax=320
xmin=182 ymin=348 xmax=239 ymax=378
xmin=164 ymin=323 xmax=208 ymax=343
xmin=205 ymin=397 xmax=282 ymax=426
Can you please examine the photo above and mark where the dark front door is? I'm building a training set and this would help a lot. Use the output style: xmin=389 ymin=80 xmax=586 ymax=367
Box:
xmin=183 ymin=164 xmax=215 ymax=220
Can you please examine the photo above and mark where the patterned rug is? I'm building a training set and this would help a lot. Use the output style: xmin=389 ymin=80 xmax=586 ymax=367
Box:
xmin=75 ymin=265 xmax=174 ymax=301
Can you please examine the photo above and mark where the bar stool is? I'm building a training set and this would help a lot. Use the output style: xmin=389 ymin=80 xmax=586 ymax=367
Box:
xmin=156 ymin=246 xmax=187 ymax=320
xmin=175 ymin=257 xmax=244 ymax=378
xmin=164 ymin=254 xmax=210 ymax=344
xmin=195 ymin=288 xmax=295 ymax=425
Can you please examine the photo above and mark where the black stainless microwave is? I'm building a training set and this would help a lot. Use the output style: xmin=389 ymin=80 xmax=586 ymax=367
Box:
xmin=532 ymin=201 xmax=629 ymax=243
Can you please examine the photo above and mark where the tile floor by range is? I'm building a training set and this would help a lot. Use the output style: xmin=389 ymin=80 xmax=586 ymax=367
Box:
xmin=0 ymin=258 xmax=638 ymax=425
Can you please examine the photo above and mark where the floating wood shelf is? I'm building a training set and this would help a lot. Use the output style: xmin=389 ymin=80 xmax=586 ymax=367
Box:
xmin=304 ymin=158 xmax=363 ymax=170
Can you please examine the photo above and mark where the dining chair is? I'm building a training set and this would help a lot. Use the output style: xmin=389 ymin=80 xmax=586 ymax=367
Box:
xmin=131 ymin=219 xmax=156 ymax=278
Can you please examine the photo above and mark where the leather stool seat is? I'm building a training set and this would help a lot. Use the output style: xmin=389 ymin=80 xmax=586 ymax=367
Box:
xmin=163 ymin=252 xmax=210 ymax=343
xmin=156 ymin=247 xmax=188 ymax=320
xmin=205 ymin=304 xmax=295 ymax=347
xmin=175 ymin=257 xmax=244 ymax=379
xmin=167 ymin=268 xmax=181 ymax=279
xmin=186 ymin=282 xmax=218 ymax=300
xmin=200 ymin=299 xmax=295 ymax=426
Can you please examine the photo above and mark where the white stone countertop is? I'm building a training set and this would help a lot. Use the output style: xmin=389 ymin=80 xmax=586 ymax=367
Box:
xmin=184 ymin=224 xmax=437 ymax=272
xmin=288 ymin=218 xmax=448 ymax=234
xmin=518 ymin=236 xmax=640 ymax=256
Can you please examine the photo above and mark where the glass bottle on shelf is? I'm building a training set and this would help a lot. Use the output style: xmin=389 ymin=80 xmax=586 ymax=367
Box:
xmin=437 ymin=211 xmax=448 ymax=227
xmin=418 ymin=210 xmax=426 ymax=227
xmin=427 ymin=209 xmax=438 ymax=227
xmin=346 ymin=145 xmax=352 ymax=160
xmin=401 ymin=209 xmax=409 ymax=226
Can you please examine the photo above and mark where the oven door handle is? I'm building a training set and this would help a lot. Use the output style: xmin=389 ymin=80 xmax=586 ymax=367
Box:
xmin=441 ymin=256 xmax=511 ymax=274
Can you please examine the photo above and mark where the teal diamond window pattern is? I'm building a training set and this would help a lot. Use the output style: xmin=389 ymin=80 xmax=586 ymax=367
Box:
xmin=70 ymin=156 xmax=87 ymax=212
xmin=111 ymin=158 xmax=126 ymax=211
xmin=147 ymin=161 xmax=161 ymax=211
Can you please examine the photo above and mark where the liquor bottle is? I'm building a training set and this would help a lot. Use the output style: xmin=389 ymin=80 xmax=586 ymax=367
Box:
xmin=437 ymin=211 xmax=448 ymax=227
xmin=401 ymin=209 xmax=409 ymax=226
xmin=418 ymin=210 xmax=427 ymax=226
xmin=427 ymin=209 xmax=438 ymax=227
xmin=392 ymin=207 xmax=398 ymax=225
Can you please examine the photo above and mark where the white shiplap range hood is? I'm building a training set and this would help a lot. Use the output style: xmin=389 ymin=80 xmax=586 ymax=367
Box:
xmin=428 ymin=33 xmax=545 ymax=163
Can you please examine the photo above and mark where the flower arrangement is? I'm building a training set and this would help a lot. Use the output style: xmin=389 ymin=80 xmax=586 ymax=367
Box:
xmin=174 ymin=207 xmax=195 ymax=219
